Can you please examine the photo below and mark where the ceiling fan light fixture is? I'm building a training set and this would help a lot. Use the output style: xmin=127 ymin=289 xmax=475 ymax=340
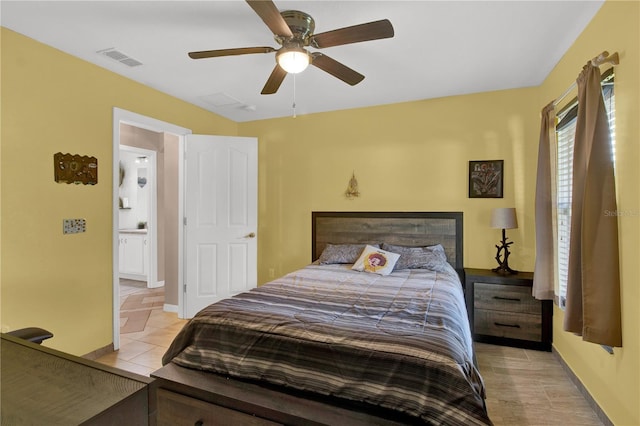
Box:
xmin=188 ymin=1 xmax=395 ymax=95
xmin=276 ymin=47 xmax=310 ymax=74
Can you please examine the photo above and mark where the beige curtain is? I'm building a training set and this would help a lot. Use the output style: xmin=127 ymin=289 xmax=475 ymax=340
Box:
xmin=563 ymin=63 xmax=622 ymax=347
xmin=533 ymin=102 xmax=556 ymax=300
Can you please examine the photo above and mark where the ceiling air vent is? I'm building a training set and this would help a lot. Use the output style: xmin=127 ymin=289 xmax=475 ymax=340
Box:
xmin=200 ymin=92 xmax=243 ymax=108
xmin=97 ymin=48 xmax=143 ymax=67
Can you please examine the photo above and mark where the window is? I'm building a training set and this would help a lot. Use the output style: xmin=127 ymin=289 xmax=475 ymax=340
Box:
xmin=555 ymin=69 xmax=615 ymax=308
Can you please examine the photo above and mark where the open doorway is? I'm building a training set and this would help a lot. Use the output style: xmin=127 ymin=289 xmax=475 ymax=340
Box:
xmin=112 ymin=108 xmax=191 ymax=350
xmin=118 ymin=146 xmax=156 ymax=286
xmin=111 ymin=108 xmax=257 ymax=348
xmin=118 ymin=145 xmax=160 ymax=335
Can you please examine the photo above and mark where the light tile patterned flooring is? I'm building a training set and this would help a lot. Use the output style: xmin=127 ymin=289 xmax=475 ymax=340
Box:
xmin=95 ymin=280 xmax=188 ymax=377
xmin=119 ymin=281 xmax=165 ymax=334
xmin=96 ymin=284 xmax=603 ymax=425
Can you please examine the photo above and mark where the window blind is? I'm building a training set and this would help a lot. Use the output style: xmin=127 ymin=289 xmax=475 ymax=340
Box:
xmin=556 ymin=112 xmax=576 ymax=308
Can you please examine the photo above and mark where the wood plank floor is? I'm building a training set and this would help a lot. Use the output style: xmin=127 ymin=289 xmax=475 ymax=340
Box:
xmin=96 ymin=285 xmax=603 ymax=425
xmin=476 ymin=343 xmax=603 ymax=425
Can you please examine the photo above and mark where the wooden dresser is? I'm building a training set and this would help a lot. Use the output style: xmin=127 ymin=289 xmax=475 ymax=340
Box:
xmin=1 ymin=334 xmax=154 ymax=425
xmin=464 ymin=268 xmax=552 ymax=351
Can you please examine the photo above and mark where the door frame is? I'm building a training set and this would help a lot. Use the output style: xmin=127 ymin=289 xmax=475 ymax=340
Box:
xmin=112 ymin=107 xmax=191 ymax=349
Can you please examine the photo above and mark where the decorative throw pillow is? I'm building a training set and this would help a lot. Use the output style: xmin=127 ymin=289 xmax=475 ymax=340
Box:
xmin=317 ymin=243 xmax=379 ymax=264
xmin=381 ymin=243 xmax=449 ymax=271
xmin=352 ymin=245 xmax=400 ymax=276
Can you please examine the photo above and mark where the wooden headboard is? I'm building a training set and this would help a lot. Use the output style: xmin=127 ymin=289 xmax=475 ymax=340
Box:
xmin=312 ymin=212 xmax=463 ymax=271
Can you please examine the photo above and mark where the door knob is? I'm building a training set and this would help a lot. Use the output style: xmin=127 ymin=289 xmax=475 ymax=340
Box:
xmin=244 ymin=232 xmax=256 ymax=238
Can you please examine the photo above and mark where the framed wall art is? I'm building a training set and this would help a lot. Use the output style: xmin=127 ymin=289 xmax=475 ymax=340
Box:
xmin=468 ymin=160 xmax=503 ymax=198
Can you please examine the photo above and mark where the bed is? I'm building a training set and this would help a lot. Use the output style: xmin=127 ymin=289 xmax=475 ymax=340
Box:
xmin=153 ymin=212 xmax=491 ymax=426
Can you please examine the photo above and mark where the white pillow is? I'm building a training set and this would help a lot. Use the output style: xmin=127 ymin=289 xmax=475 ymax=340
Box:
xmin=352 ymin=245 xmax=400 ymax=276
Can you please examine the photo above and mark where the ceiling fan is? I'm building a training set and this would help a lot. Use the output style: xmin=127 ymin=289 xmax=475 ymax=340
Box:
xmin=188 ymin=0 xmax=394 ymax=95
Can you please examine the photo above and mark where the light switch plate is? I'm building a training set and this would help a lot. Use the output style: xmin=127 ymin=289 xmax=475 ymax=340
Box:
xmin=63 ymin=218 xmax=86 ymax=234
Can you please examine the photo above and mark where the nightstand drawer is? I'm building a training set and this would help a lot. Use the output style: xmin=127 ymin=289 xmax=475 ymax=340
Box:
xmin=474 ymin=309 xmax=542 ymax=341
xmin=474 ymin=282 xmax=541 ymax=314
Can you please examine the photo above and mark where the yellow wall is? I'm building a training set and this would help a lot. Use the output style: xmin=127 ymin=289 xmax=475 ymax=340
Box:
xmin=240 ymin=89 xmax=540 ymax=281
xmin=0 ymin=28 xmax=237 ymax=355
xmin=536 ymin=1 xmax=639 ymax=424
xmin=2 ymin=1 xmax=638 ymax=422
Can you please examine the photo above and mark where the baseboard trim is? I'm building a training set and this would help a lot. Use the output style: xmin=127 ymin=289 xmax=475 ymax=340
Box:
xmin=83 ymin=343 xmax=114 ymax=361
xmin=164 ymin=303 xmax=178 ymax=313
xmin=148 ymin=280 xmax=165 ymax=289
xmin=119 ymin=273 xmax=147 ymax=281
xmin=552 ymin=347 xmax=613 ymax=426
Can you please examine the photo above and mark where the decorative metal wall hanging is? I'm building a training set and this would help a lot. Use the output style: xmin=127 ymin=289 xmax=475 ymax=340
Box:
xmin=54 ymin=152 xmax=98 ymax=185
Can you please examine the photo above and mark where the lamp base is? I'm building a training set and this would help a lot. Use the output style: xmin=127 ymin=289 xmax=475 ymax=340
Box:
xmin=492 ymin=264 xmax=518 ymax=275
xmin=493 ymin=228 xmax=518 ymax=275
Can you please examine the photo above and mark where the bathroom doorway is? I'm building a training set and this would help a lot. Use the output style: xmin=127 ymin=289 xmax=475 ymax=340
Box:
xmin=113 ymin=108 xmax=189 ymax=350
xmin=118 ymin=146 xmax=156 ymax=287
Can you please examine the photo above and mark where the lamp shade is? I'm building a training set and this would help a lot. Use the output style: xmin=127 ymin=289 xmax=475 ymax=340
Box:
xmin=491 ymin=208 xmax=518 ymax=229
xmin=276 ymin=48 xmax=310 ymax=74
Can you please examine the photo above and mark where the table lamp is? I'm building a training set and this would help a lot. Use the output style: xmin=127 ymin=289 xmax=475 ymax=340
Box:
xmin=491 ymin=207 xmax=518 ymax=275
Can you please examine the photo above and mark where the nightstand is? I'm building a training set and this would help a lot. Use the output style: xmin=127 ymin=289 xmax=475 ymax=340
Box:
xmin=464 ymin=268 xmax=552 ymax=351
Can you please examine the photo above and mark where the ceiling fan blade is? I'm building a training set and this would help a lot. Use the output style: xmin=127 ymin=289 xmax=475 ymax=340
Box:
xmin=246 ymin=0 xmax=293 ymax=38
xmin=261 ymin=65 xmax=287 ymax=95
xmin=188 ymin=47 xmax=276 ymax=59
xmin=311 ymin=53 xmax=364 ymax=86
xmin=311 ymin=19 xmax=394 ymax=49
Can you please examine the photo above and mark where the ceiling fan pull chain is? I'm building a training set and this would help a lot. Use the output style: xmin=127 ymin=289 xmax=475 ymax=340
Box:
xmin=292 ymin=74 xmax=297 ymax=118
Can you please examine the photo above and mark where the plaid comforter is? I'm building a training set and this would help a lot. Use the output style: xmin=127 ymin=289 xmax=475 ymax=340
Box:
xmin=162 ymin=264 xmax=492 ymax=425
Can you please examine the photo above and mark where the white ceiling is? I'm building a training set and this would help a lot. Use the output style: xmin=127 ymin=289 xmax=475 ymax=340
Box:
xmin=1 ymin=1 xmax=603 ymax=122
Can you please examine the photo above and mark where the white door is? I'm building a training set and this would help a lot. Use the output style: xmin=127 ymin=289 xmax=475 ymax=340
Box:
xmin=184 ymin=135 xmax=258 ymax=318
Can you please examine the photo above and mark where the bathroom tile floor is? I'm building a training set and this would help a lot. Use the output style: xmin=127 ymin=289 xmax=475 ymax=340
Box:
xmin=120 ymin=280 xmax=165 ymax=334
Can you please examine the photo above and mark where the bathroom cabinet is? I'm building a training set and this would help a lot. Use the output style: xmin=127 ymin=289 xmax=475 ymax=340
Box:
xmin=119 ymin=230 xmax=147 ymax=281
